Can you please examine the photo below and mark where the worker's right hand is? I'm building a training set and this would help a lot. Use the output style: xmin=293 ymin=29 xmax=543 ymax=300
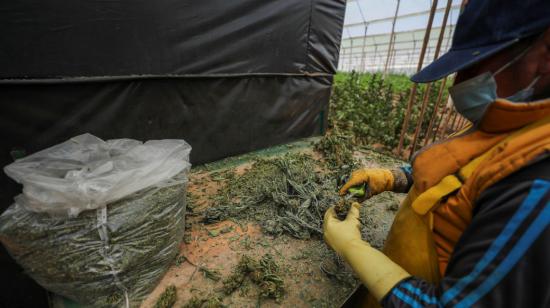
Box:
xmin=339 ymin=168 xmax=395 ymax=197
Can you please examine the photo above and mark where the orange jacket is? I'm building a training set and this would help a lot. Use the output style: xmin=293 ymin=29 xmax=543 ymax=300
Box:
xmin=385 ymin=98 xmax=550 ymax=281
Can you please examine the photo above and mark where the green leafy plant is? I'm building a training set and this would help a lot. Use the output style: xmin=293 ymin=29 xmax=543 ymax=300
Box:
xmin=329 ymin=72 xmax=448 ymax=152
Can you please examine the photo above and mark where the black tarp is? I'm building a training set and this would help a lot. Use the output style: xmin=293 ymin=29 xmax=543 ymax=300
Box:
xmin=0 ymin=0 xmax=344 ymax=77
xmin=0 ymin=1 xmax=345 ymax=306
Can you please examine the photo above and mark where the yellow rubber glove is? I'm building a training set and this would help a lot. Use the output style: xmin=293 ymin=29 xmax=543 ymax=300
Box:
xmin=324 ymin=203 xmax=411 ymax=301
xmin=339 ymin=168 xmax=395 ymax=197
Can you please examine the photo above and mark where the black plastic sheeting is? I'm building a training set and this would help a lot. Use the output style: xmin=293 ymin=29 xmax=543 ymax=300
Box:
xmin=0 ymin=0 xmax=344 ymax=78
xmin=0 ymin=1 xmax=345 ymax=306
xmin=1 ymin=76 xmax=331 ymax=166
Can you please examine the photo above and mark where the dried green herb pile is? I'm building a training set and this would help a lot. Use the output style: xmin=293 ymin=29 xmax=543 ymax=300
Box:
xmin=182 ymin=296 xmax=225 ymax=308
xmin=203 ymin=153 xmax=340 ymax=239
xmin=313 ymin=133 xmax=355 ymax=170
xmin=154 ymin=285 xmax=178 ymax=308
xmin=199 ymin=266 xmax=222 ymax=281
xmin=0 ymin=184 xmax=187 ymax=307
xmin=222 ymin=254 xmax=285 ymax=303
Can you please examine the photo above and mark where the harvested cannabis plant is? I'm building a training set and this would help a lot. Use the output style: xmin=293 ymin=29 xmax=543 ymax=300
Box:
xmin=199 ymin=266 xmax=222 ymax=281
xmin=334 ymin=197 xmax=354 ymax=220
xmin=154 ymin=285 xmax=177 ymax=308
xmin=313 ymin=132 xmax=355 ymax=170
xmin=203 ymin=153 xmax=341 ymax=239
xmin=0 ymin=181 xmax=188 ymax=307
xmin=330 ymin=72 xmax=447 ymax=150
xmin=183 ymin=296 xmax=225 ymax=308
xmin=223 ymin=254 xmax=285 ymax=303
xmin=0 ymin=134 xmax=192 ymax=307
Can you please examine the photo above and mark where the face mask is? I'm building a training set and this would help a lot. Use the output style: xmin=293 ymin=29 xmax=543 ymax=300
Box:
xmin=449 ymin=72 xmax=496 ymax=123
xmin=449 ymin=46 xmax=540 ymax=124
xmin=505 ymin=75 xmax=541 ymax=102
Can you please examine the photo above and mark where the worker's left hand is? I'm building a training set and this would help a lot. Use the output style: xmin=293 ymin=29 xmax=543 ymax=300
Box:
xmin=323 ymin=202 xmax=368 ymax=255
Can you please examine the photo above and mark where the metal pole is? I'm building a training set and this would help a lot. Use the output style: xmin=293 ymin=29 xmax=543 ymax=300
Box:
xmin=391 ymin=48 xmax=397 ymax=73
xmin=409 ymin=40 xmax=418 ymax=71
xmin=450 ymin=112 xmax=459 ymax=131
xmin=341 ymin=47 xmax=346 ymax=71
xmin=396 ymin=0 xmax=439 ymax=155
xmin=348 ymin=37 xmax=353 ymax=72
xmin=409 ymin=83 xmax=432 ymax=152
xmin=434 ymin=0 xmax=468 ymax=138
xmin=458 ymin=117 xmax=468 ymax=130
xmin=372 ymin=44 xmax=378 ymax=72
xmin=422 ymin=0 xmax=455 ymax=145
xmin=355 ymin=0 xmax=368 ymax=73
xmin=438 ymin=93 xmax=453 ymax=142
xmin=383 ymin=0 xmax=401 ymax=76
xmin=455 ymin=117 xmax=463 ymax=130
xmin=438 ymin=100 xmax=455 ymax=138
xmin=432 ymin=106 xmax=447 ymax=142
xmin=423 ymin=77 xmax=448 ymax=146
xmin=408 ymin=0 xmax=453 ymax=157
xmin=360 ymin=24 xmax=369 ymax=72
xmin=455 ymin=115 xmax=466 ymax=131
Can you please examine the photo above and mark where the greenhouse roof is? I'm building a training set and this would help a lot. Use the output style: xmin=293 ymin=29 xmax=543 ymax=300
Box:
xmin=339 ymin=0 xmax=463 ymax=75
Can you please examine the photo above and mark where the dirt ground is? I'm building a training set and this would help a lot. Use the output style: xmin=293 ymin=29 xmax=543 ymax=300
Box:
xmin=141 ymin=139 xmax=405 ymax=308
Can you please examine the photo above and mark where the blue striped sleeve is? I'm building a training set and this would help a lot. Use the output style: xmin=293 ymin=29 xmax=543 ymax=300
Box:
xmin=381 ymin=177 xmax=550 ymax=308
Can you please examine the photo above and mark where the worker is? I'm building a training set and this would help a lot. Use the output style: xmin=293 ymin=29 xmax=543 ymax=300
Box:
xmin=323 ymin=0 xmax=550 ymax=307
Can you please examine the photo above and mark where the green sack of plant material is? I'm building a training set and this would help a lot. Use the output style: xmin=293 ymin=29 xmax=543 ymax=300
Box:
xmin=0 ymin=134 xmax=192 ymax=307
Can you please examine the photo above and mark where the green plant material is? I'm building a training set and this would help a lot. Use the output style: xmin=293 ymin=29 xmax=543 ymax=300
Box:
xmin=334 ymin=198 xmax=353 ymax=220
xmin=240 ymin=236 xmax=252 ymax=249
xmin=258 ymin=239 xmax=270 ymax=247
xmin=187 ymin=191 xmax=198 ymax=213
xmin=222 ymin=254 xmax=285 ymax=303
xmin=219 ymin=225 xmax=233 ymax=234
xmin=314 ymin=133 xmax=355 ymax=170
xmin=208 ymin=229 xmax=220 ymax=237
xmin=199 ymin=266 xmax=222 ymax=281
xmin=202 ymin=296 xmax=225 ymax=308
xmin=202 ymin=153 xmax=340 ymax=239
xmin=182 ymin=296 xmax=205 ymax=308
xmin=0 ymin=183 xmax=187 ymax=307
xmin=329 ymin=72 xmax=449 ymax=151
xmin=329 ymin=72 xmax=404 ymax=148
xmin=154 ymin=285 xmax=177 ymax=308
xmin=255 ymin=254 xmax=285 ymax=302
xmin=185 ymin=221 xmax=193 ymax=231
xmin=182 ymin=295 xmax=225 ymax=308
xmin=106 ymin=292 xmax=123 ymax=306
xmin=175 ymin=255 xmax=186 ymax=267
xmin=313 ymin=131 xmax=358 ymax=190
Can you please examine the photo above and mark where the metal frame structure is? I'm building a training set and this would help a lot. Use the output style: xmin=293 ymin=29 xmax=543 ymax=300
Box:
xmin=339 ymin=3 xmax=461 ymax=75
xmin=339 ymin=0 xmax=471 ymax=157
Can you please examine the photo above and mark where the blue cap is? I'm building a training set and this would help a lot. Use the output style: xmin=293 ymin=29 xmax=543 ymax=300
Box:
xmin=411 ymin=0 xmax=550 ymax=83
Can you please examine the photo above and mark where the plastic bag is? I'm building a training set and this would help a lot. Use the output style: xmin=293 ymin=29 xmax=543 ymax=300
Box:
xmin=4 ymin=133 xmax=191 ymax=217
xmin=0 ymin=134 xmax=191 ymax=307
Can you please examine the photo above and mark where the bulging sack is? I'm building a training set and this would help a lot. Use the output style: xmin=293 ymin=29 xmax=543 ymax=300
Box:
xmin=0 ymin=134 xmax=192 ymax=307
xmin=4 ymin=133 xmax=191 ymax=217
